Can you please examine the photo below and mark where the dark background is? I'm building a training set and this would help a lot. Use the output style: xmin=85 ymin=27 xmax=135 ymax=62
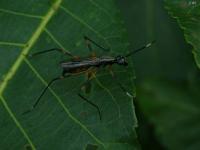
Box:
xmin=117 ymin=0 xmax=200 ymax=149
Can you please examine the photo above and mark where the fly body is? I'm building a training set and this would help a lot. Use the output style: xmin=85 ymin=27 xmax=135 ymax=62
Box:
xmin=24 ymin=35 xmax=155 ymax=120
xmin=61 ymin=56 xmax=116 ymax=74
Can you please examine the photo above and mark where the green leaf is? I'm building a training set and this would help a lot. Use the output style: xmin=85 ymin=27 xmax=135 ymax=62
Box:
xmin=0 ymin=0 xmax=137 ymax=149
xmin=164 ymin=0 xmax=200 ymax=69
xmin=138 ymin=80 xmax=200 ymax=150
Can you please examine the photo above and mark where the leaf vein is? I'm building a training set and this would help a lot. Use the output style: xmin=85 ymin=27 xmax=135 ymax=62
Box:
xmin=94 ymin=77 xmax=121 ymax=118
xmin=0 ymin=96 xmax=36 ymax=150
xmin=0 ymin=0 xmax=63 ymax=95
xmin=0 ymin=8 xmax=43 ymax=19
xmin=88 ymin=0 xmax=114 ymax=21
xmin=44 ymin=28 xmax=72 ymax=53
xmin=59 ymin=5 xmax=112 ymax=49
xmin=0 ymin=41 xmax=26 ymax=47
xmin=0 ymin=0 xmax=62 ymax=148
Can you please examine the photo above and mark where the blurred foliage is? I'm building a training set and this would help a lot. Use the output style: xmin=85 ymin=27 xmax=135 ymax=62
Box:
xmin=165 ymin=0 xmax=200 ymax=69
xmin=117 ymin=0 xmax=200 ymax=150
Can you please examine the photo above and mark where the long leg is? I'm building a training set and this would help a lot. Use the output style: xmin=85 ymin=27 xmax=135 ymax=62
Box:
xmin=78 ymin=93 xmax=102 ymax=120
xmin=29 ymin=48 xmax=74 ymax=58
xmin=23 ymin=74 xmax=71 ymax=114
xmin=108 ymin=66 xmax=133 ymax=98
xmin=81 ymin=79 xmax=92 ymax=94
xmin=84 ymin=36 xmax=110 ymax=52
xmin=78 ymin=69 xmax=101 ymax=120
xmin=81 ymin=67 xmax=97 ymax=94
xmin=116 ymin=80 xmax=133 ymax=98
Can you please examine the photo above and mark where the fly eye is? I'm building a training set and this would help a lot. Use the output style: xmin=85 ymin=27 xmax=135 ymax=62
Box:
xmin=119 ymin=59 xmax=124 ymax=63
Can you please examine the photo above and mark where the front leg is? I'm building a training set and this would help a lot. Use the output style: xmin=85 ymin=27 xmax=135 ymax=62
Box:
xmin=84 ymin=35 xmax=110 ymax=52
xmin=29 ymin=48 xmax=74 ymax=58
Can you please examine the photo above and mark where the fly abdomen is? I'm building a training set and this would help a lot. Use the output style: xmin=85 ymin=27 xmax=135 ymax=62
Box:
xmin=61 ymin=56 xmax=115 ymax=74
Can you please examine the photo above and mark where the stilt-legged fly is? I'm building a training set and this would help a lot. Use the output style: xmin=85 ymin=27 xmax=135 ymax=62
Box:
xmin=24 ymin=36 xmax=155 ymax=120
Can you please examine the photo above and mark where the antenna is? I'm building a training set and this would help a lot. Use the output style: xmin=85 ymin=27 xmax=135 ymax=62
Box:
xmin=125 ymin=40 xmax=156 ymax=58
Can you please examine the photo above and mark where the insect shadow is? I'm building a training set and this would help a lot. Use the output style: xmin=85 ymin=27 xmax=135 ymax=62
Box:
xmin=23 ymin=36 xmax=155 ymax=120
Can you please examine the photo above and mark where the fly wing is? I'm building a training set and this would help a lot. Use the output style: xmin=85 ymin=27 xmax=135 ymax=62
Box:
xmin=61 ymin=61 xmax=81 ymax=68
xmin=61 ymin=58 xmax=99 ymax=69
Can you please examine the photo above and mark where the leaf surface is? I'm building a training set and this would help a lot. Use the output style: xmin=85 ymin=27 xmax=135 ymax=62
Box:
xmin=0 ymin=0 xmax=137 ymax=149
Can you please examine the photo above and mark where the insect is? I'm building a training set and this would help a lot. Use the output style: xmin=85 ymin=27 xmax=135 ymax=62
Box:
xmin=24 ymin=36 xmax=155 ymax=120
